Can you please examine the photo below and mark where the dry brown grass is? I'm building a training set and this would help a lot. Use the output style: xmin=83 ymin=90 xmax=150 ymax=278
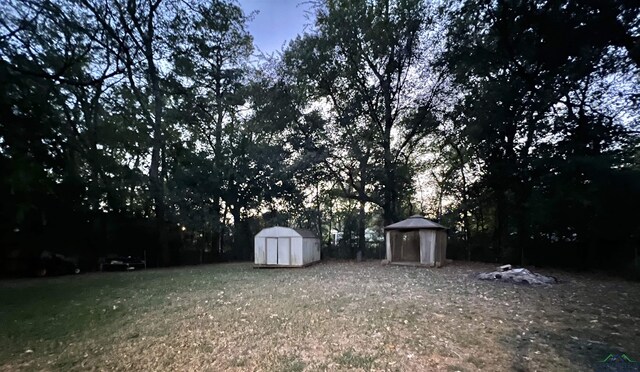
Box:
xmin=1 ymin=261 xmax=639 ymax=371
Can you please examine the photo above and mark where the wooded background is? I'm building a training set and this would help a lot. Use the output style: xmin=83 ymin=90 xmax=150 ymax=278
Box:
xmin=1 ymin=0 xmax=638 ymax=276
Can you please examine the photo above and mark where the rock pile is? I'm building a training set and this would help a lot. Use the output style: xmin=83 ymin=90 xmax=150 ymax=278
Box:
xmin=477 ymin=267 xmax=557 ymax=285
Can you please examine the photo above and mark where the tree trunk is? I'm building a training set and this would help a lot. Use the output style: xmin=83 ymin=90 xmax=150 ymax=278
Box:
xmin=382 ymin=77 xmax=396 ymax=225
xmin=213 ymin=50 xmax=224 ymax=256
xmin=316 ymin=183 xmax=323 ymax=254
xmin=145 ymin=18 xmax=169 ymax=266
xmin=494 ymin=190 xmax=507 ymax=262
xmin=452 ymin=144 xmax=472 ymax=261
xmin=512 ymin=175 xmax=533 ymax=265
xmin=231 ymin=205 xmax=243 ymax=260
xmin=358 ymin=199 xmax=366 ymax=256
xmin=516 ymin=209 xmax=528 ymax=266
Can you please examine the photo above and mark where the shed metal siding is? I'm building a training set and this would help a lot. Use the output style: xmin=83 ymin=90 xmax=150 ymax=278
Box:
xmin=291 ymin=237 xmax=303 ymax=266
xmin=266 ymin=238 xmax=278 ymax=264
xmin=301 ymin=238 xmax=321 ymax=265
xmin=313 ymin=238 xmax=321 ymax=261
xmin=435 ymin=230 xmax=447 ymax=267
xmin=255 ymin=237 xmax=266 ymax=264
xmin=254 ymin=226 xmax=320 ymax=267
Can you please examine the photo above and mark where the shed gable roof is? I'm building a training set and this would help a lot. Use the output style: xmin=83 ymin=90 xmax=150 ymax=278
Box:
xmin=293 ymin=228 xmax=317 ymax=238
xmin=255 ymin=226 xmax=318 ymax=238
xmin=384 ymin=215 xmax=446 ymax=230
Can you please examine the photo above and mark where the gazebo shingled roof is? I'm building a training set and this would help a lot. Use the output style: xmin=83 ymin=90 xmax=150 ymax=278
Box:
xmin=384 ymin=215 xmax=446 ymax=230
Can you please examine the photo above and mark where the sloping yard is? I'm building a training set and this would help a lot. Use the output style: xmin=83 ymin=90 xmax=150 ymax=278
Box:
xmin=1 ymin=261 xmax=639 ymax=371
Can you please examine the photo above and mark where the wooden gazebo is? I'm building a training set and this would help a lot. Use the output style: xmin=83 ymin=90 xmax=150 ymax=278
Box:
xmin=384 ymin=215 xmax=447 ymax=267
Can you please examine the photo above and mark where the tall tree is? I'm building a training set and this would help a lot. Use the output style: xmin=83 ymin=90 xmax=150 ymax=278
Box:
xmin=284 ymin=0 xmax=446 ymax=225
xmin=77 ymin=0 xmax=180 ymax=263
xmin=441 ymin=0 xmax=640 ymax=265
xmin=167 ymin=0 xmax=266 ymax=257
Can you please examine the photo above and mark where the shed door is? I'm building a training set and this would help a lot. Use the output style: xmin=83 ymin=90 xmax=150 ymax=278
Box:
xmin=266 ymin=238 xmax=278 ymax=264
xmin=277 ymin=237 xmax=290 ymax=265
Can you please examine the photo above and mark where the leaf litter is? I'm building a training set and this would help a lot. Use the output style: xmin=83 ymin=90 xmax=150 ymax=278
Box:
xmin=0 ymin=261 xmax=638 ymax=371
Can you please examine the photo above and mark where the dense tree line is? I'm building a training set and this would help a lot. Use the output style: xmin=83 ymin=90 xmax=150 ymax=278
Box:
xmin=0 ymin=0 xmax=638 ymax=276
xmin=438 ymin=0 xmax=640 ymax=272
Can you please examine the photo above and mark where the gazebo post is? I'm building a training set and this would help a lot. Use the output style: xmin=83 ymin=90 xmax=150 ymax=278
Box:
xmin=385 ymin=230 xmax=392 ymax=261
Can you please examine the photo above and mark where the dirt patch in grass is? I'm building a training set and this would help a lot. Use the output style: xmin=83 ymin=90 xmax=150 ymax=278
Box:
xmin=1 ymin=261 xmax=639 ymax=371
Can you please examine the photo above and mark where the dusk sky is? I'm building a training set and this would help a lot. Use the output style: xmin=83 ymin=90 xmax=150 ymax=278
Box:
xmin=239 ymin=0 xmax=314 ymax=55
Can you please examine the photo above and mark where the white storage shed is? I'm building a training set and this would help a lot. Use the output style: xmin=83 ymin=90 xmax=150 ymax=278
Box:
xmin=254 ymin=226 xmax=320 ymax=267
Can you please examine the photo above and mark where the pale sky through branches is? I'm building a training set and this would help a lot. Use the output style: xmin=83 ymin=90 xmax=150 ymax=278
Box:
xmin=239 ymin=0 xmax=313 ymax=55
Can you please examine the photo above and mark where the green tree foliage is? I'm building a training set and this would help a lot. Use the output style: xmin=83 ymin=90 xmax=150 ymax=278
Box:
xmin=0 ymin=0 xmax=638 ymax=275
xmin=0 ymin=0 xmax=307 ymax=269
xmin=283 ymin=0 xmax=446 ymax=226
xmin=440 ymin=0 xmax=640 ymax=270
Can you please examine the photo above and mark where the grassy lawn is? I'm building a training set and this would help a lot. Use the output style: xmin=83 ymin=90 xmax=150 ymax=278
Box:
xmin=1 ymin=261 xmax=639 ymax=371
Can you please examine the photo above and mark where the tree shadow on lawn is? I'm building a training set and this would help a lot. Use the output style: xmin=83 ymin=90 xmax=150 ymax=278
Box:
xmin=0 ymin=270 xmax=195 ymax=364
xmin=501 ymin=322 xmax=634 ymax=372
